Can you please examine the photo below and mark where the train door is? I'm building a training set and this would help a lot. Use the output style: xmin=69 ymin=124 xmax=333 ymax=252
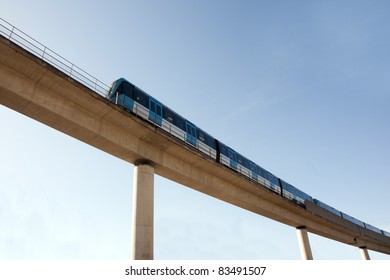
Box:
xmin=149 ymin=98 xmax=162 ymax=126
xmin=228 ymin=148 xmax=238 ymax=169
xmin=186 ymin=122 xmax=198 ymax=146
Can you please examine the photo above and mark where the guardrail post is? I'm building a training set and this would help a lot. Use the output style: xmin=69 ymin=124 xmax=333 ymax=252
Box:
xmin=296 ymin=226 xmax=313 ymax=260
xmin=131 ymin=160 xmax=154 ymax=260
xmin=8 ymin=26 xmax=15 ymax=39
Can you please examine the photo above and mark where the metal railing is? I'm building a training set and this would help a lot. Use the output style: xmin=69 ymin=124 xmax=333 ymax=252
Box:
xmin=0 ymin=18 xmax=109 ymax=97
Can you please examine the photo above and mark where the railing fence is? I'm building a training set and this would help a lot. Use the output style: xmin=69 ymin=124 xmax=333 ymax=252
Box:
xmin=0 ymin=18 xmax=109 ymax=97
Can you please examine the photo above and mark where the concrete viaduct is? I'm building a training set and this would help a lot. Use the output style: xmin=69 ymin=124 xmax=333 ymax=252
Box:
xmin=1 ymin=24 xmax=390 ymax=260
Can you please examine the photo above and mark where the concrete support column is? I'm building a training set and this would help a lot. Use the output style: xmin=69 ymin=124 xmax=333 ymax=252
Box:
xmin=296 ymin=226 xmax=313 ymax=260
xmin=359 ymin=247 xmax=370 ymax=260
xmin=131 ymin=161 xmax=154 ymax=260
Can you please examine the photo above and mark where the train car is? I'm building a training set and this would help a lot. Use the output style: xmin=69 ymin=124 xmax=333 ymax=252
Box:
xmin=305 ymin=200 xmax=361 ymax=232
xmin=217 ymin=141 xmax=281 ymax=194
xmin=279 ymin=179 xmax=312 ymax=206
xmin=313 ymin=199 xmax=342 ymax=217
xmin=340 ymin=212 xmax=365 ymax=227
xmin=266 ymin=171 xmax=282 ymax=194
xmin=251 ymin=163 xmax=281 ymax=194
xmin=107 ymin=78 xmax=217 ymax=159
xmin=107 ymin=78 xmax=389 ymax=238
xmin=364 ymin=223 xmax=383 ymax=235
xmin=359 ymin=223 xmax=389 ymax=243
xmin=383 ymin=230 xmax=390 ymax=238
xmin=218 ymin=142 xmax=251 ymax=177
xmin=254 ymin=164 xmax=282 ymax=194
xmin=312 ymin=199 xmax=389 ymax=238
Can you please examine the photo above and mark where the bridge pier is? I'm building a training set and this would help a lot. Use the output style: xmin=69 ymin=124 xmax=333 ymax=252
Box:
xmin=359 ymin=246 xmax=370 ymax=260
xmin=296 ymin=226 xmax=313 ymax=260
xmin=131 ymin=161 xmax=154 ymax=260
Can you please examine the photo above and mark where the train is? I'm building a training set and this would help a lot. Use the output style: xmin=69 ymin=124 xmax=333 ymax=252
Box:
xmin=107 ymin=77 xmax=390 ymax=239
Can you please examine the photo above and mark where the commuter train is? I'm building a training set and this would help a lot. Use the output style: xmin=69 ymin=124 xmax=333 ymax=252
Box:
xmin=107 ymin=78 xmax=390 ymax=239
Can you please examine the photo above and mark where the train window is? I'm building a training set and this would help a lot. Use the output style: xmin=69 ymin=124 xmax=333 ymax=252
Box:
xmin=267 ymin=172 xmax=276 ymax=184
xmin=163 ymin=108 xmax=173 ymax=125
xmin=257 ymin=166 xmax=267 ymax=179
xmin=238 ymin=154 xmax=250 ymax=169
xmin=163 ymin=107 xmax=174 ymax=123
xmin=198 ymin=129 xmax=216 ymax=149
xmin=218 ymin=142 xmax=228 ymax=156
xmin=175 ymin=115 xmax=185 ymax=130
xmin=122 ymin=82 xmax=134 ymax=99
xmin=163 ymin=108 xmax=185 ymax=130
xmin=198 ymin=131 xmax=205 ymax=142
xmin=134 ymin=88 xmax=148 ymax=107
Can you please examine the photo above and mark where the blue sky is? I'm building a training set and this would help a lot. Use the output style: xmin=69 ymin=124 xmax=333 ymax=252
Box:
xmin=1 ymin=0 xmax=390 ymax=259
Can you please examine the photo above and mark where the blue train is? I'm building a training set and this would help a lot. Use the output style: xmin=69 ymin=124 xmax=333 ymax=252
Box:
xmin=107 ymin=78 xmax=390 ymax=239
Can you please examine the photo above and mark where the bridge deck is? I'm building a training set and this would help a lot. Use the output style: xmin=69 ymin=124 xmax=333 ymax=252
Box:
xmin=1 ymin=34 xmax=390 ymax=255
